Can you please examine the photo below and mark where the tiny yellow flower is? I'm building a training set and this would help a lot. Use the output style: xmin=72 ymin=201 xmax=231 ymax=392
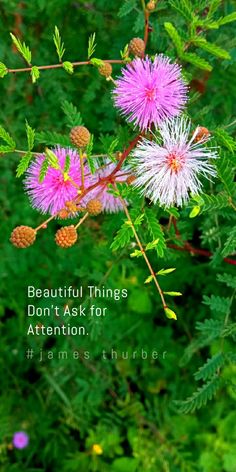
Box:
xmin=92 ymin=444 xmax=103 ymax=455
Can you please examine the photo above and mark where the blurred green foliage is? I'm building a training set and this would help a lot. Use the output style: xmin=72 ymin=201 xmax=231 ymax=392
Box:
xmin=0 ymin=0 xmax=236 ymax=471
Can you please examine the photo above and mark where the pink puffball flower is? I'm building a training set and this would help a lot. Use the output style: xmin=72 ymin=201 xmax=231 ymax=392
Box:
xmin=25 ymin=147 xmax=93 ymax=215
xmin=113 ymin=55 xmax=188 ymax=130
xmin=12 ymin=431 xmax=29 ymax=449
xmin=131 ymin=116 xmax=218 ymax=207
xmin=90 ymin=161 xmax=127 ymax=213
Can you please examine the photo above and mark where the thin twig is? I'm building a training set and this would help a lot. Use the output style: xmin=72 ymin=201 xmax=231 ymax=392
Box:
xmin=35 ymin=215 xmax=55 ymax=231
xmin=108 ymin=76 xmax=116 ymax=85
xmin=144 ymin=9 xmax=150 ymax=51
xmin=114 ymin=184 xmax=167 ymax=309
xmin=75 ymin=212 xmax=89 ymax=230
xmin=79 ymin=149 xmax=85 ymax=191
xmin=7 ymin=59 xmax=124 ymax=74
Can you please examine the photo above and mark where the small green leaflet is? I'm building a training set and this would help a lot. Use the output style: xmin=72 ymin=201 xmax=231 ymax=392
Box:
xmin=165 ymin=207 xmax=180 ymax=218
xmin=16 ymin=152 xmax=32 ymax=177
xmin=218 ymin=12 xmax=236 ymax=26
xmin=90 ymin=58 xmax=105 ymax=67
xmin=221 ymin=229 xmax=236 ymax=258
xmin=164 ymin=307 xmax=177 ymax=320
xmin=110 ymin=222 xmax=133 ymax=251
xmin=53 ymin=26 xmax=65 ymax=61
xmin=164 ymin=22 xmax=184 ymax=55
xmin=134 ymin=213 xmax=145 ymax=227
xmin=133 ymin=10 xmax=144 ymax=34
xmin=131 ymin=240 xmax=159 ymax=257
xmin=216 ymin=154 xmax=235 ymax=197
xmin=214 ymin=128 xmax=236 ymax=153
xmin=199 ymin=193 xmax=229 ymax=212
xmin=0 ymin=62 xmax=8 ymax=78
xmin=145 ymin=239 xmax=159 ymax=250
xmin=163 ymin=291 xmax=182 ymax=296
xmin=130 ymin=249 xmax=142 ymax=258
xmin=217 ymin=273 xmax=236 ymax=289
xmin=10 ymin=33 xmax=32 ymax=65
xmin=99 ymin=135 xmax=119 ymax=161
xmin=206 ymin=0 xmax=221 ymax=18
xmin=157 ymin=268 xmax=176 ymax=276
xmin=194 ymin=352 xmax=224 ymax=381
xmin=88 ymin=33 xmax=96 ymax=59
xmin=25 ymin=121 xmax=35 ymax=151
xmin=144 ymin=267 xmax=176 ymax=283
xmin=144 ymin=275 xmax=154 ymax=284
xmin=118 ymin=0 xmax=137 ymax=18
xmin=175 ymin=376 xmax=221 ymax=413
xmin=61 ymin=100 xmax=83 ymax=128
xmin=63 ymin=62 xmax=74 ymax=74
xmin=168 ymin=0 xmax=194 ymax=22
xmin=31 ymin=66 xmax=40 ymax=83
xmin=0 ymin=145 xmax=15 ymax=152
xmin=108 ymin=138 xmax=119 ymax=160
xmin=0 ymin=126 xmax=16 ymax=152
xmin=145 ymin=209 xmax=166 ymax=257
xmin=182 ymin=52 xmax=212 ymax=71
xmin=193 ymin=38 xmax=231 ymax=60
xmin=120 ymin=44 xmax=129 ymax=61
xmin=86 ymin=135 xmax=97 ymax=174
xmin=45 ymin=148 xmax=60 ymax=169
xmin=203 ymin=294 xmax=232 ymax=313
xmin=39 ymin=158 xmax=49 ymax=182
xmin=125 ymin=220 xmax=132 ymax=227
xmin=189 ymin=205 xmax=201 ymax=218
xmin=36 ymin=130 xmax=71 ymax=147
xmin=63 ymin=154 xmax=71 ymax=174
xmin=15 ymin=122 xmax=35 ymax=177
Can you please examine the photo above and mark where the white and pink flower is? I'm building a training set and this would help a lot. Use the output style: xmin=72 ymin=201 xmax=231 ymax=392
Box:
xmin=131 ymin=117 xmax=218 ymax=207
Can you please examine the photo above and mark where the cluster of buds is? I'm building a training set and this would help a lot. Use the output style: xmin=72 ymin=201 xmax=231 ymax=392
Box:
xmin=11 ymin=119 xmax=134 ymax=249
xmin=10 ymin=197 xmax=103 ymax=249
xmin=58 ymin=200 xmax=78 ymax=219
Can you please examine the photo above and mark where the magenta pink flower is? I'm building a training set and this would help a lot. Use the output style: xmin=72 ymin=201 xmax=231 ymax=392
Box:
xmin=90 ymin=161 xmax=127 ymax=213
xmin=113 ymin=55 xmax=188 ymax=130
xmin=25 ymin=147 xmax=93 ymax=215
xmin=12 ymin=431 xmax=29 ymax=449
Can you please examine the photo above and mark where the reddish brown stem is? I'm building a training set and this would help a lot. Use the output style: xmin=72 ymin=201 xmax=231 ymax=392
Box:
xmin=109 ymin=134 xmax=142 ymax=177
xmin=168 ymin=243 xmax=236 ymax=266
xmin=144 ymin=10 xmax=150 ymax=51
xmin=76 ymin=134 xmax=142 ymax=204
xmin=172 ymin=218 xmax=180 ymax=236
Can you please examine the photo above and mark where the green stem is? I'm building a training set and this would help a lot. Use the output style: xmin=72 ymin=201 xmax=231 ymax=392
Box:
xmin=140 ymin=0 xmax=146 ymax=12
